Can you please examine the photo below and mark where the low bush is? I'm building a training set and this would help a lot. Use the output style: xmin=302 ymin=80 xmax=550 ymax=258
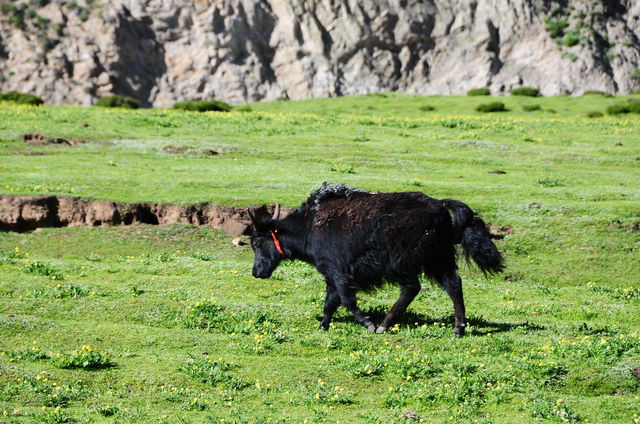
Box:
xmin=606 ymin=104 xmax=630 ymax=115
xmin=511 ymin=87 xmax=540 ymax=97
xmin=418 ymin=105 xmax=436 ymax=111
xmin=172 ymin=100 xmax=232 ymax=112
xmin=476 ymin=102 xmax=506 ymax=112
xmin=523 ymin=104 xmax=542 ymax=112
xmin=94 ymin=95 xmax=139 ymax=109
xmin=627 ymin=101 xmax=640 ymax=113
xmin=586 ymin=111 xmax=603 ymax=118
xmin=0 ymin=91 xmax=44 ymax=105
xmin=563 ymin=33 xmax=580 ymax=47
xmin=467 ymin=88 xmax=491 ymax=96
xmin=582 ymin=90 xmax=611 ymax=97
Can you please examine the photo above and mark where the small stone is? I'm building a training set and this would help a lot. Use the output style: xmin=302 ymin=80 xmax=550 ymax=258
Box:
xmin=232 ymin=237 xmax=246 ymax=247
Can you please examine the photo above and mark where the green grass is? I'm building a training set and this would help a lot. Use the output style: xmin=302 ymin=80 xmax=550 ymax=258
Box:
xmin=1 ymin=93 xmax=640 ymax=423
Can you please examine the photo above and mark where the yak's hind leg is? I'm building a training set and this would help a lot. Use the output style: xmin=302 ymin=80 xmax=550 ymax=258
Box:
xmin=439 ymin=271 xmax=467 ymax=337
xmin=319 ymin=284 xmax=340 ymax=330
xmin=376 ymin=278 xmax=421 ymax=334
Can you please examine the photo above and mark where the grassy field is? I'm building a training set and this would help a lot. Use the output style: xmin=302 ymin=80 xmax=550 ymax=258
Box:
xmin=0 ymin=93 xmax=639 ymax=423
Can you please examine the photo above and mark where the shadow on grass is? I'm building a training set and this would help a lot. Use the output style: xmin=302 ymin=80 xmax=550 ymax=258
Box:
xmin=323 ymin=307 xmax=545 ymax=335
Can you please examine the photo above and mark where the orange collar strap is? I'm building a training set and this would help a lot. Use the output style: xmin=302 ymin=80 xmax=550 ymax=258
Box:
xmin=270 ymin=230 xmax=284 ymax=256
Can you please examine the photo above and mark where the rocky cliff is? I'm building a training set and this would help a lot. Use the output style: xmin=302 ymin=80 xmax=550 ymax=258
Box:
xmin=1 ymin=0 xmax=639 ymax=106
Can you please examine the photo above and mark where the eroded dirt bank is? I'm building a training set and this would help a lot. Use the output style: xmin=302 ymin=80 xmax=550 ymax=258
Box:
xmin=0 ymin=195 xmax=281 ymax=236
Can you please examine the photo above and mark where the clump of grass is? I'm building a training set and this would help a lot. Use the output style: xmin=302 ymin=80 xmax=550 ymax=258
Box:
xmin=0 ymin=91 xmax=44 ymax=105
xmin=544 ymin=18 xmax=568 ymax=38
xmin=563 ymin=33 xmax=580 ymax=47
xmin=308 ymin=379 xmax=354 ymax=405
xmin=51 ymin=283 xmax=87 ymax=299
xmin=172 ymin=100 xmax=232 ymax=112
xmin=537 ymin=176 xmax=564 ymax=187
xmin=476 ymin=102 xmax=506 ymax=112
xmin=629 ymin=101 xmax=640 ymax=113
xmin=182 ymin=297 xmax=224 ymax=330
xmin=52 ymin=345 xmax=113 ymax=370
xmin=94 ymin=95 xmax=139 ymax=109
xmin=586 ymin=111 xmax=603 ymax=118
xmin=418 ymin=105 xmax=436 ymax=111
xmin=24 ymin=261 xmax=64 ymax=280
xmin=181 ymin=354 xmax=246 ymax=389
xmin=467 ymin=88 xmax=491 ymax=96
xmin=606 ymin=104 xmax=630 ymax=115
xmin=5 ymin=344 xmax=49 ymax=361
xmin=523 ymin=104 xmax=542 ymax=112
xmin=96 ymin=405 xmax=119 ymax=417
xmin=511 ymin=87 xmax=540 ymax=97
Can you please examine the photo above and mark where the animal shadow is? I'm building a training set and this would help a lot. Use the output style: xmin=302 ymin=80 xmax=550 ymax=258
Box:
xmin=323 ymin=307 xmax=545 ymax=336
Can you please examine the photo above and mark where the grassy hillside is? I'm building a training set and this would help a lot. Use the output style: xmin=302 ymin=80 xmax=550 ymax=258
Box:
xmin=0 ymin=94 xmax=639 ymax=423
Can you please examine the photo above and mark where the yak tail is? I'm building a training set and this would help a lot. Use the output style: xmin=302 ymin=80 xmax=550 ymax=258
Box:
xmin=440 ymin=199 xmax=505 ymax=276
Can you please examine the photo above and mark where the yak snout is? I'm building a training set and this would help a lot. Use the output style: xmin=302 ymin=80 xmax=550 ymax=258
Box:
xmin=252 ymin=263 xmax=273 ymax=279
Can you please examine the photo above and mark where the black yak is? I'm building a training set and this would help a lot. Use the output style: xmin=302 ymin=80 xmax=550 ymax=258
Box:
xmin=248 ymin=183 xmax=504 ymax=337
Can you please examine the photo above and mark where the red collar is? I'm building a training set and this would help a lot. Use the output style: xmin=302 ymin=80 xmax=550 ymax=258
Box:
xmin=270 ymin=230 xmax=284 ymax=256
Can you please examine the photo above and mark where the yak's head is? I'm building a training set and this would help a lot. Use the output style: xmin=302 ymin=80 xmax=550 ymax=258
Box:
xmin=247 ymin=203 xmax=282 ymax=279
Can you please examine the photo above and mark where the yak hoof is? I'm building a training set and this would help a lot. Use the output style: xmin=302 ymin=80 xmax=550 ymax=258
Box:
xmin=375 ymin=325 xmax=388 ymax=334
xmin=365 ymin=323 xmax=376 ymax=332
xmin=453 ymin=328 xmax=465 ymax=338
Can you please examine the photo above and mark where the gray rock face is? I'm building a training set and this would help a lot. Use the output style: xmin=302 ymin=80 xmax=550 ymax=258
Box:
xmin=1 ymin=0 xmax=639 ymax=106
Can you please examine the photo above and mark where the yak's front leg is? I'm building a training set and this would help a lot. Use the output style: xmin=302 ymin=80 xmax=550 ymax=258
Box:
xmin=319 ymin=284 xmax=340 ymax=330
xmin=336 ymin=283 xmax=376 ymax=332
xmin=376 ymin=278 xmax=421 ymax=334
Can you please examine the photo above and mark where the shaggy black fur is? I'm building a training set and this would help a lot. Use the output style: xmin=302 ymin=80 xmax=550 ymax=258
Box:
xmin=248 ymin=183 xmax=504 ymax=336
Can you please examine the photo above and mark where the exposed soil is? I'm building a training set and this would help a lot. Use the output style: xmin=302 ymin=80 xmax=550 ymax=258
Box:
xmin=488 ymin=225 xmax=514 ymax=239
xmin=22 ymin=133 xmax=85 ymax=146
xmin=0 ymin=195 xmax=283 ymax=236
xmin=161 ymin=145 xmax=236 ymax=155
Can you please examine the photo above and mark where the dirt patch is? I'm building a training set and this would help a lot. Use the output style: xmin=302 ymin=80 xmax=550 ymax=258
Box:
xmin=609 ymin=220 xmax=640 ymax=233
xmin=22 ymin=133 xmax=85 ymax=146
xmin=161 ymin=145 xmax=235 ymax=155
xmin=0 ymin=195 xmax=286 ymax=236
xmin=488 ymin=224 xmax=514 ymax=238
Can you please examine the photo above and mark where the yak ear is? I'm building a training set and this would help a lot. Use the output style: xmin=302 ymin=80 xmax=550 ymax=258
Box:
xmin=247 ymin=208 xmax=260 ymax=231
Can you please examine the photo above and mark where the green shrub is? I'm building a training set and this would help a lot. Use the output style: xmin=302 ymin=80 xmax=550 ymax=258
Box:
xmin=628 ymin=101 xmax=640 ymax=113
xmin=511 ymin=87 xmax=540 ymax=97
xmin=523 ymin=104 xmax=541 ymax=112
xmin=476 ymin=102 xmax=506 ymax=112
xmin=545 ymin=18 xmax=568 ymax=38
xmin=94 ymin=95 xmax=139 ymax=109
xmin=586 ymin=111 xmax=603 ymax=118
xmin=582 ymin=90 xmax=609 ymax=96
xmin=563 ymin=34 xmax=580 ymax=46
xmin=606 ymin=104 xmax=630 ymax=115
xmin=52 ymin=345 xmax=113 ymax=370
xmin=172 ymin=99 xmax=232 ymax=112
xmin=467 ymin=88 xmax=491 ymax=96
xmin=0 ymin=91 xmax=44 ymax=105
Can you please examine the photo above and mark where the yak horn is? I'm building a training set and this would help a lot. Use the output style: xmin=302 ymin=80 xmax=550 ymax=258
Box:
xmin=272 ymin=202 xmax=280 ymax=220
